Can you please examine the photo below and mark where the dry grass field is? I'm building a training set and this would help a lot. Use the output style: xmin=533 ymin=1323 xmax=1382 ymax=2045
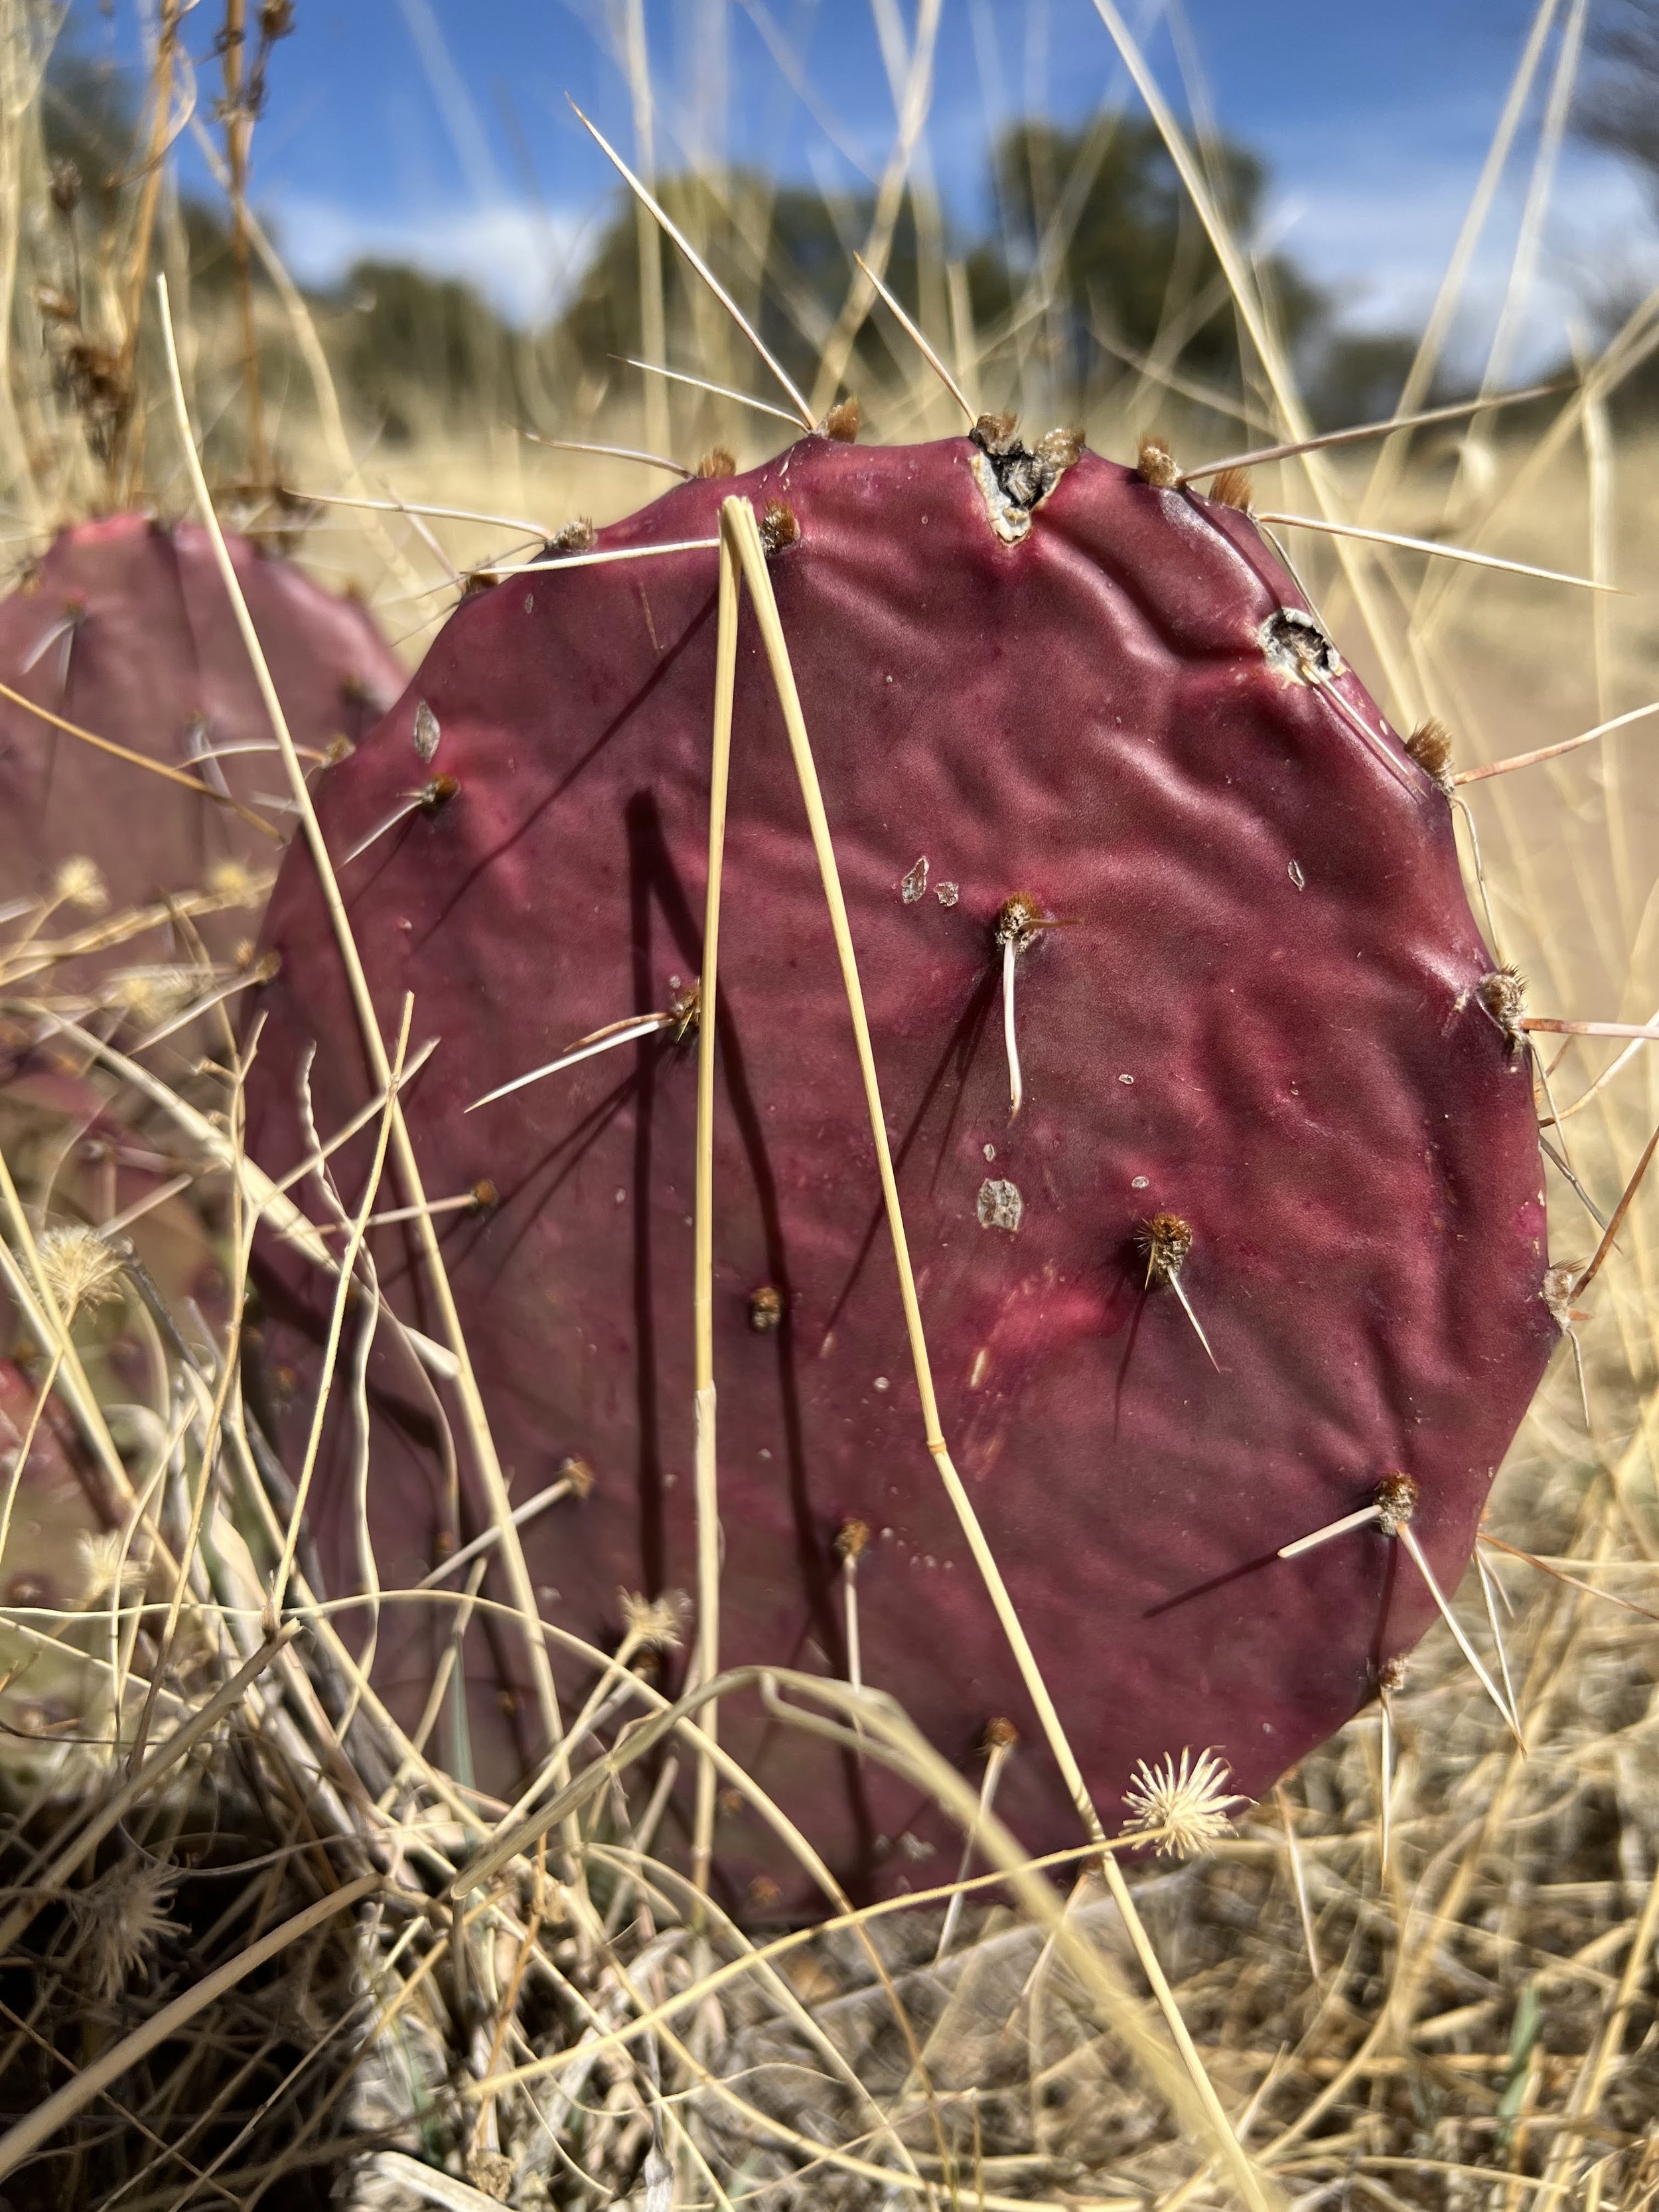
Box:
xmin=3 ymin=3 xmax=1659 ymax=2207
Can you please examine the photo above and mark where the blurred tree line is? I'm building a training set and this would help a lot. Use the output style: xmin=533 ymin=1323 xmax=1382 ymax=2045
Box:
xmin=38 ymin=35 xmax=1475 ymax=457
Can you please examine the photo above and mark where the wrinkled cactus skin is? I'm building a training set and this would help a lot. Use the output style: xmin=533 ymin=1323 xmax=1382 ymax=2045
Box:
xmin=0 ymin=515 xmax=403 ymax=952
xmin=242 ymin=433 xmax=1556 ymax=1911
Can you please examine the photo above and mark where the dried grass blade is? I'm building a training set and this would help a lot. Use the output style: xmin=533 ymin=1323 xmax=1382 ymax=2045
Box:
xmin=0 ymin=675 xmax=281 ymax=841
xmin=1177 ymin=380 xmax=1565 ymax=483
xmin=853 ymin=249 xmax=974 ymax=421
xmin=1254 ymin=512 xmax=1614 ymax=592
xmin=567 ymin=100 xmax=816 ymax=429
xmin=156 ymin=273 xmax=567 ymax=1763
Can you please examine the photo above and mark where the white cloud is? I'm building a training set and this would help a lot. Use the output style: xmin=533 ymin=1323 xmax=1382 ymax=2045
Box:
xmin=267 ymin=195 xmax=600 ymax=327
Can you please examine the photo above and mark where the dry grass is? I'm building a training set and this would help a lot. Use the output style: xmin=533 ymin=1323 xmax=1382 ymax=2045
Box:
xmin=2 ymin=1 xmax=1659 ymax=2206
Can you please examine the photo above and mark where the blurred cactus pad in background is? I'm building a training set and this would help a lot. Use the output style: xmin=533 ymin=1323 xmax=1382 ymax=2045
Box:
xmin=5 ymin=2 xmax=1659 ymax=2208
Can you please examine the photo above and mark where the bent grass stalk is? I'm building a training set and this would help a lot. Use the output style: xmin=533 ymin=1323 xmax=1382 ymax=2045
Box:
xmin=689 ymin=511 xmax=741 ymax=1902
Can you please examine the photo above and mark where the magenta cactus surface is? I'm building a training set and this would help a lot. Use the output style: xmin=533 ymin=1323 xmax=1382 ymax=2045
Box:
xmin=241 ymin=425 xmax=1556 ymax=1911
xmin=0 ymin=514 xmax=402 ymax=957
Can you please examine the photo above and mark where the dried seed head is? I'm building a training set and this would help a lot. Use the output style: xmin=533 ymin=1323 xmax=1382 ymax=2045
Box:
xmin=557 ymin=1453 xmax=596 ymax=1498
xmin=1405 ymin=715 xmax=1455 ymax=788
xmin=78 ymin=1528 xmax=146 ymax=1605
xmin=981 ymin=1716 xmax=1019 ymax=1753
xmin=835 ymin=1516 xmax=869 ymax=1563
xmin=1479 ymin=966 xmax=1527 ymax=1052
xmin=105 ymin=965 xmax=206 ymax=1026
xmin=70 ymin=1856 xmax=176 ymax=2002
xmin=550 ymin=516 xmax=597 ymax=555
xmin=620 ymin=1587 xmax=689 ymax=1649
xmin=749 ymin=1284 xmax=784 ymax=1332
xmin=1208 ymin=466 xmax=1254 ymax=513
xmin=696 ymin=447 xmax=737 ymax=480
xmin=1121 ymin=1747 xmax=1244 ymax=1858
xmin=824 ymin=396 xmax=861 ymax=442
xmin=36 ymin=1223 xmax=125 ymax=1319
xmin=53 ymin=855 xmax=108 ymax=914
xmin=1136 ymin=436 xmax=1181 ymax=489
xmin=759 ymin=499 xmax=800 ymax=553
xmin=1374 ymin=1471 xmax=1419 ymax=1536
xmin=466 ymin=2150 xmax=514 ymax=2205
xmin=204 ymin=857 xmax=261 ymax=905
xmin=994 ymin=891 xmax=1046 ymax=954
xmin=1139 ymin=1211 xmax=1193 ymax=1288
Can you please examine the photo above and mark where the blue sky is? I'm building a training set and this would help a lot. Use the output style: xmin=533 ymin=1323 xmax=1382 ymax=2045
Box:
xmin=76 ymin=1 xmax=1659 ymax=364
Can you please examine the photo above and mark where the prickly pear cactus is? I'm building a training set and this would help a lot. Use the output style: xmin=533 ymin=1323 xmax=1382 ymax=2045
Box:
xmin=241 ymin=424 xmax=1555 ymax=1911
xmin=0 ymin=514 xmax=403 ymax=966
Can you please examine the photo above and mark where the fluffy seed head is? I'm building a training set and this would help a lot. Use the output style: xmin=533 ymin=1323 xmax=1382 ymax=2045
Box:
xmin=1139 ymin=1210 xmax=1193 ymax=1287
xmin=36 ymin=1223 xmax=125 ymax=1319
xmin=53 ymin=855 xmax=108 ymax=913
xmin=1375 ymin=1471 xmax=1419 ymax=1536
xmin=204 ymin=858 xmax=263 ymax=905
xmin=78 ymin=1528 xmax=147 ymax=1605
xmin=105 ymin=964 xmax=206 ymax=1026
xmin=620 ymin=1587 xmax=689 ymax=1649
xmin=1121 ymin=1747 xmax=1244 ymax=1857
xmin=71 ymin=1856 xmax=176 ymax=2002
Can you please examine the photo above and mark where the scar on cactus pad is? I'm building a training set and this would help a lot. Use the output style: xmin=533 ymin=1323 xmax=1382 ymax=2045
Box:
xmin=243 ymin=410 xmax=1558 ymax=1914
